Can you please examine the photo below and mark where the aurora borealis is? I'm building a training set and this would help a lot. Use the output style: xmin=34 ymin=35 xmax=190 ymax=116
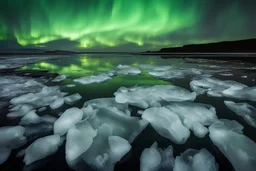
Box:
xmin=0 ymin=0 xmax=256 ymax=52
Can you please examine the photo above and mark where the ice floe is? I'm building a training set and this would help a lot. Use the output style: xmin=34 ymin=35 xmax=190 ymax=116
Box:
xmin=66 ymin=121 xmax=97 ymax=165
xmin=138 ymin=64 xmax=172 ymax=71
xmin=142 ymin=107 xmax=190 ymax=144
xmin=54 ymin=107 xmax=83 ymax=136
xmin=0 ymin=126 xmax=27 ymax=149
xmin=73 ymin=74 xmax=111 ymax=85
xmin=24 ymin=134 xmax=62 ymax=165
xmin=173 ymin=148 xmax=218 ymax=171
xmin=149 ymin=68 xmax=201 ymax=80
xmin=166 ymin=102 xmax=217 ymax=138
xmin=87 ymin=107 xmax=148 ymax=142
xmin=140 ymin=143 xmax=163 ymax=171
xmin=209 ymin=119 xmax=256 ymax=171
xmin=190 ymin=77 xmax=247 ymax=97
xmin=10 ymin=86 xmax=65 ymax=108
xmin=140 ymin=143 xmax=217 ymax=171
xmin=83 ymin=97 xmax=130 ymax=116
xmin=116 ymin=65 xmax=141 ymax=75
xmin=224 ymin=101 xmax=256 ymax=128
xmin=0 ymin=76 xmax=45 ymax=99
xmin=114 ymin=85 xmax=196 ymax=109
xmin=81 ymin=128 xmax=131 ymax=171
xmin=7 ymin=104 xmax=33 ymax=118
xmin=222 ymin=86 xmax=256 ymax=102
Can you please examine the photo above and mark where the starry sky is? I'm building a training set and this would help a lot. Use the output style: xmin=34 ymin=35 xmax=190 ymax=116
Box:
xmin=0 ymin=0 xmax=256 ymax=52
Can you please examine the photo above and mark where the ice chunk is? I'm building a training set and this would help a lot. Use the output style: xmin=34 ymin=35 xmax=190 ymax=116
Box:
xmin=19 ymin=110 xmax=41 ymax=125
xmin=190 ymin=77 xmax=247 ymax=97
xmin=81 ymin=133 xmax=131 ymax=171
xmin=173 ymin=148 xmax=218 ymax=171
xmin=82 ymin=105 xmax=96 ymax=119
xmin=52 ymin=75 xmax=66 ymax=82
xmin=84 ymin=97 xmax=130 ymax=116
xmin=64 ymin=93 xmax=82 ymax=104
xmin=139 ymin=64 xmax=172 ymax=71
xmin=54 ymin=107 xmax=83 ymax=136
xmin=149 ymin=70 xmax=184 ymax=79
xmin=88 ymin=107 xmax=147 ymax=143
xmin=116 ymin=66 xmax=141 ymax=75
xmin=0 ymin=126 xmax=27 ymax=149
xmin=66 ymin=84 xmax=76 ymax=88
xmin=222 ymin=86 xmax=256 ymax=102
xmin=166 ymin=102 xmax=217 ymax=138
xmin=219 ymin=73 xmax=233 ymax=76
xmin=74 ymin=74 xmax=111 ymax=85
xmin=0 ymin=76 xmax=45 ymax=99
xmin=140 ymin=143 xmax=175 ymax=171
xmin=50 ymin=98 xmax=64 ymax=109
xmin=158 ymin=145 xmax=175 ymax=170
xmin=192 ymin=123 xmax=209 ymax=138
xmin=66 ymin=121 xmax=97 ymax=165
xmin=7 ymin=104 xmax=33 ymax=118
xmin=142 ymin=107 xmax=190 ymax=144
xmin=209 ymin=119 xmax=256 ymax=171
xmin=24 ymin=134 xmax=62 ymax=165
xmin=114 ymin=85 xmax=196 ymax=109
xmin=224 ymin=101 xmax=256 ymax=128
xmin=108 ymin=136 xmax=131 ymax=162
xmin=0 ymin=148 xmax=11 ymax=165
xmin=140 ymin=143 xmax=161 ymax=171
xmin=10 ymin=86 xmax=65 ymax=108
xmin=81 ymin=124 xmax=113 ymax=169
xmin=149 ymin=68 xmax=201 ymax=80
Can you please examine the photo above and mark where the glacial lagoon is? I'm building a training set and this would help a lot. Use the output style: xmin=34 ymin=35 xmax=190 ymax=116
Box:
xmin=0 ymin=54 xmax=256 ymax=171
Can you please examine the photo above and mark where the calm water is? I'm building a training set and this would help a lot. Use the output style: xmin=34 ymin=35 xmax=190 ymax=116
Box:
xmin=0 ymin=54 xmax=256 ymax=171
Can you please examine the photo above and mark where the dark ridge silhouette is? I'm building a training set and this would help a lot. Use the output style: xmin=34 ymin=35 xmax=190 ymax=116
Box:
xmin=158 ymin=39 xmax=256 ymax=53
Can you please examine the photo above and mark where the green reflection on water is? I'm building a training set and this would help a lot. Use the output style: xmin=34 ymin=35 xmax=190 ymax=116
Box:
xmin=20 ymin=55 xmax=176 ymax=91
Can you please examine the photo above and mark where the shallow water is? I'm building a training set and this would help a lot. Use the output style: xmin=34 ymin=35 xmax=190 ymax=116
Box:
xmin=0 ymin=54 xmax=256 ymax=171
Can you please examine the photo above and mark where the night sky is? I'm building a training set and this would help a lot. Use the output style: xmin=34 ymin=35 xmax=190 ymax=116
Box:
xmin=0 ymin=0 xmax=256 ymax=52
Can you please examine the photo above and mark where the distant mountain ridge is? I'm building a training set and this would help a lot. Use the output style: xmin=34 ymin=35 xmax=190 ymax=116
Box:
xmin=157 ymin=39 xmax=256 ymax=53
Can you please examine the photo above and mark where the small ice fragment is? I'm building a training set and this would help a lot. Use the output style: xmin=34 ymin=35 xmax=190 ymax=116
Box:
xmin=50 ymin=98 xmax=64 ymax=109
xmin=74 ymin=74 xmax=111 ymax=85
xmin=38 ymin=107 xmax=47 ymax=112
xmin=64 ymin=93 xmax=82 ymax=104
xmin=66 ymin=84 xmax=76 ymax=88
xmin=52 ymin=75 xmax=66 ymax=82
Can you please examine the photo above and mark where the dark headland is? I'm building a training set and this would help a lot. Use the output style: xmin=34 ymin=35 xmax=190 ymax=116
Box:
xmin=158 ymin=38 xmax=256 ymax=53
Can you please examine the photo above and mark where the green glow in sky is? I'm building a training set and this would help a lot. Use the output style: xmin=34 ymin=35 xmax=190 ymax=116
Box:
xmin=1 ymin=0 xmax=256 ymax=51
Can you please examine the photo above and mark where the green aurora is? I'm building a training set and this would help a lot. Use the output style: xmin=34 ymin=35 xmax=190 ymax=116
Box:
xmin=0 ymin=0 xmax=256 ymax=51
